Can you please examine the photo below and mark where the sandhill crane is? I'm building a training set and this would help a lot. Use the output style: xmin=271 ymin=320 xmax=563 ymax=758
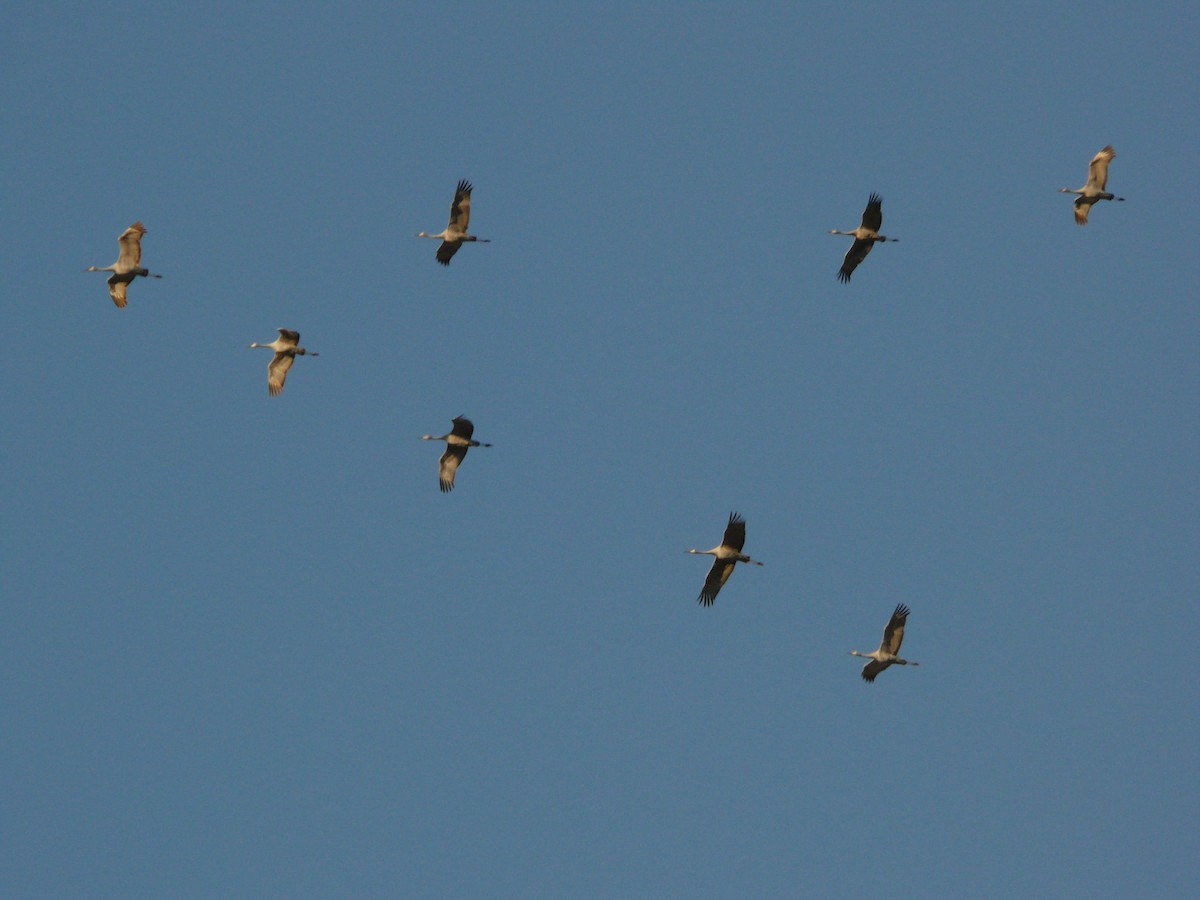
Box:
xmin=829 ymin=194 xmax=898 ymax=282
xmin=1060 ymin=145 xmax=1124 ymax=225
xmin=417 ymin=179 xmax=491 ymax=265
xmin=248 ymin=329 xmax=318 ymax=396
xmin=686 ymin=512 xmax=764 ymax=606
xmin=87 ymin=221 xmax=162 ymax=307
xmin=422 ymin=416 xmax=492 ymax=492
xmin=849 ymin=603 xmax=920 ymax=683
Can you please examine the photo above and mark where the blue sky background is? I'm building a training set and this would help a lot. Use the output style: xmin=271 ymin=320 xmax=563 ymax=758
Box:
xmin=2 ymin=2 xmax=1197 ymax=896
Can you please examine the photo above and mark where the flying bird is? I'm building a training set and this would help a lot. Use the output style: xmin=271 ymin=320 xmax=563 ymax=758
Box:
xmin=686 ymin=512 xmax=764 ymax=606
xmin=1059 ymin=145 xmax=1124 ymax=225
xmin=849 ymin=604 xmax=920 ymax=682
xmin=87 ymin=221 xmax=162 ymax=307
xmin=422 ymin=416 xmax=492 ymax=492
xmin=417 ymin=179 xmax=491 ymax=265
xmin=829 ymin=194 xmax=898 ymax=282
xmin=248 ymin=329 xmax=318 ymax=396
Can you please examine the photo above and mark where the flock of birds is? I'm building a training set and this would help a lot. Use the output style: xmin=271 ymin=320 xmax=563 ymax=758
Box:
xmin=685 ymin=512 xmax=917 ymax=681
xmin=86 ymin=147 xmax=1125 ymax=682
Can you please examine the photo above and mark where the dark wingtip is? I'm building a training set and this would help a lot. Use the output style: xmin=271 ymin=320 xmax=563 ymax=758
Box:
xmin=837 ymin=270 xmax=851 ymax=283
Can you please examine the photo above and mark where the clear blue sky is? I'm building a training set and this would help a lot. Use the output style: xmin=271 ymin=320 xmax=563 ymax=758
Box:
xmin=2 ymin=3 xmax=1197 ymax=896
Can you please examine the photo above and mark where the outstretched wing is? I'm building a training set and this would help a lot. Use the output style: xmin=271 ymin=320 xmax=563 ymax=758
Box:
xmin=1073 ymin=195 xmax=1095 ymax=226
xmin=861 ymin=659 xmax=889 ymax=683
xmin=698 ymin=558 xmax=736 ymax=606
xmin=450 ymin=416 xmax=475 ymax=440
xmin=882 ymin=603 xmax=911 ymax=655
xmin=438 ymin=445 xmax=468 ymax=492
xmin=860 ymin=194 xmax=883 ymax=232
xmin=436 ymin=239 xmax=462 ymax=265
xmin=722 ymin=512 xmax=747 ymax=553
xmin=267 ymin=352 xmax=295 ymax=396
xmin=276 ymin=329 xmax=301 ymax=347
xmin=1087 ymin=145 xmax=1115 ymax=192
xmin=116 ymin=222 xmax=146 ymax=269
xmin=107 ymin=274 xmax=130 ymax=308
xmin=837 ymin=238 xmax=874 ymax=282
xmin=448 ymin=180 xmax=473 ymax=231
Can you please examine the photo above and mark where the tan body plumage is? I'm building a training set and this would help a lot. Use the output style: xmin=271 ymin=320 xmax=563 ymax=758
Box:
xmin=829 ymin=194 xmax=898 ymax=283
xmin=1059 ymin=145 xmax=1124 ymax=225
xmin=87 ymin=221 xmax=162 ymax=307
xmin=248 ymin=329 xmax=318 ymax=396
xmin=850 ymin=604 xmax=920 ymax=682
xmin=686 ymin=512 xmax=764 ymax=606
xmin=422 ymin=416 xmax=492 ymax=492
xmin=417 ymin=179 xmax=491 ymax=265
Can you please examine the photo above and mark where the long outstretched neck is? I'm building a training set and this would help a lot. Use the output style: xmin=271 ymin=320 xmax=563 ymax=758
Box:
xmin=422 ymin=434 xmax=448 ymax=441
xmin=87 ymin=265 xmax=116 ymax=272
xmin=686 ymin=548 xmax=716 ymax=556
xmin=1059 ymin=187 xmax=1082 ymax=194
xmin=416 ymin=231 xmax=445 ymax=239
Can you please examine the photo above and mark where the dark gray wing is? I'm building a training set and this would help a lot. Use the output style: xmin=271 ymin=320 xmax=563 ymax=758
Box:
xmin=861 ymin=659 xmax=888 ymax=682
xmin=698 ymin=558 xmax=736 ymax=606
xmin=722 ymin=512 xmax=747 ymax=552
xmin=882 ymin=603 xmax=910 ymax=654
xmin=436 ymin=239 xmax=462 ymax=265
xmin=838 ymin=239 xmax=874 ymax=282
xmin=860 ymin=193 xmax=883 ymax=231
